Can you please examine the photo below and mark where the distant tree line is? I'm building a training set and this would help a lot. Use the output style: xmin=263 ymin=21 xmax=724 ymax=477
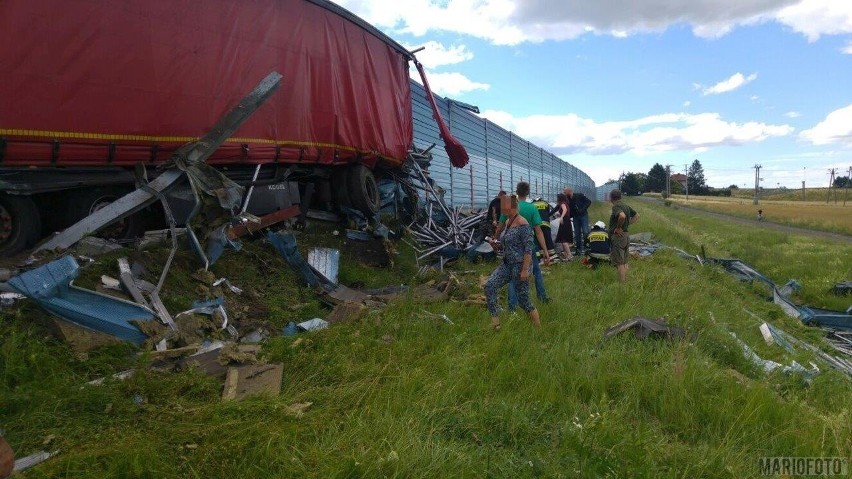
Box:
xmin=617 ymin=160 xmax=729 ymax=196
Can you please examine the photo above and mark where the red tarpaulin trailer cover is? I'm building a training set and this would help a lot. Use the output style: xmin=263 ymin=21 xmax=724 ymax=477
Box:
xmin=0 ymin=0 xmax=413 ymax=167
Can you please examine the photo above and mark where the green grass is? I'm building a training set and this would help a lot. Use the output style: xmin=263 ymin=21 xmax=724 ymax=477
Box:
xmin=2 ymin=205 xmax=851 ymax=478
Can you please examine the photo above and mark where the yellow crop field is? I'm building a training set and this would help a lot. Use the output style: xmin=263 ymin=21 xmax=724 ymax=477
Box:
xmin=664 ymin=195 xmax=852 ymax=235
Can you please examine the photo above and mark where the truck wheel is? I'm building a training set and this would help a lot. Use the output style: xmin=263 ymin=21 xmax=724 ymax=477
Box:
xmin=347 ymin=164 xmax=379 ymax=215
xmin=65 ymin=188 xmax=146 ymax=242
xmin=0 ymin=194 xmax=41 ymax=257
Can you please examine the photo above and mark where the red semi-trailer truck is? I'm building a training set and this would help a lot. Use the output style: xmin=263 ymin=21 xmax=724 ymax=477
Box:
xmin=0 ymin=0 xmax=417 ymax=256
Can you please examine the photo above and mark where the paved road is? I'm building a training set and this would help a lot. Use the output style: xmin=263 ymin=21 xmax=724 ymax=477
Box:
xmin=638 ymin=197 xmax=852 ymax=243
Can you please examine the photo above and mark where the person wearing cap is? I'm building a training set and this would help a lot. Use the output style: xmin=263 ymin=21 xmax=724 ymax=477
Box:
xmin=608 ymin=189 xmax=639 ymax=283
xmin=583 ymin=221 xmax=611 ymax=268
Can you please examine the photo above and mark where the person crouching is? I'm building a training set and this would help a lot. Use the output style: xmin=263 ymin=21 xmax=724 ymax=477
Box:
xmin=583 ymin=221 xmax=611 ymax=269
xmin=485 ymin=194 xmax=541 ymax=330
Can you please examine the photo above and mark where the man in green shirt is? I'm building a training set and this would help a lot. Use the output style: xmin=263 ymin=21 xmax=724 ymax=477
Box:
xmin=608 ymin=189 xmax=639 ymax=283
xmin=495 ymin=182 xmax=551 ymax=306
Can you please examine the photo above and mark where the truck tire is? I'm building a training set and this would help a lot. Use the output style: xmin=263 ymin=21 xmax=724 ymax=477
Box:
xmin=65 ymin=187 xmax=146 ymax=242
xmin=0 ymin=194 xmax=41 ymax=257
xmin=347 ymin=164 xmax=379 ymax=215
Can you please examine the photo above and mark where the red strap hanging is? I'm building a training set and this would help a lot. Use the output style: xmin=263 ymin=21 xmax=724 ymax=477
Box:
xmin=414 ymin=62 xmax=470 ymax=168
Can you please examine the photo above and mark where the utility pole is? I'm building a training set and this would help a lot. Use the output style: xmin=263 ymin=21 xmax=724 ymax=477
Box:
xmin=684 ymin=164 xmax=689 ymax=200
xmin=665 ymin=164 xmax=672 ymax=198
xmin=845 ymin=166 xmax=851 ymax=206
xmin=827 ymin=168 xmax=836 ymax=204
xmin=803 ymin=167 xmax=806 ymax=201
xmin=753 ymin=164 xmax=761 ymax=205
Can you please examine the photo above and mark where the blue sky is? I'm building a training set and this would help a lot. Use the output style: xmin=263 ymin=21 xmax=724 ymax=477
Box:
xmin=332 ymin=0 xmax=852 ymax=189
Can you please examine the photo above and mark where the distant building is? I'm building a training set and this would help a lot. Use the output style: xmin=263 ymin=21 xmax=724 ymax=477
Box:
xmin=670 ymin=173 xmax=688 ymax=189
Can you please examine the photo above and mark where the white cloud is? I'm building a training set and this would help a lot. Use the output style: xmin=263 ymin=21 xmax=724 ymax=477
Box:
xmin=683 ymin=100 xmax=691 ymax=107
xmin=479 ymin=109 xmax=794 ymax=156
xmin=332 ymin=0 xmax=852 ymax=45
xmin=775 ymin=0 xmax=852 ymax=42
xmin=402 ymin=41 xmax=474 ymax=68
xmin=842 ymin=42 xmax=852 ymax=54
xmin=785 ymin=111 xmax=801 ymax=118
xmin=703 ymin=73 xmax=758 ymax=95
xmin=412 ymin=71 xmax=490 ymax=96
xmin=800 ymin=104 xmax=852 ymax=146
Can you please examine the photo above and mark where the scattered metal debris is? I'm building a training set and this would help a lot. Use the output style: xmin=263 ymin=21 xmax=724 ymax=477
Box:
xmin=831 ymin=281 xmax=852 ymax=296
xmin=404 ymin=159 xmax=486 ymax=264
xmin=729 ymin=331 xmax=819 ymax=381
xmin=213 ymin=278 xmax=243 ymax=295
xmin=346 ymin=229 xmax=371 ymax=242
xmin=86 ymin=369 xmax=137 ymax=387
xmin=418 ymin=310 xmax=454 ymax=325
xmin=694 ymin=256 xmax=852 ymax=333
xmin=240 ymin=329 xmax=269 ymax=344
xmin=266 ymin=231 xmax=329 ymax=290
xmin=603 ymin=317 xmax=687 ymax=340
xmin=307 ymin=248 xmax=340 ymax=285
xmin=744 ymin=310 xmax=852 ymax=378
xmin=0 ymin=292 xmax=25 ymax=307
xmin=73 ymin=237 xmax=124 ymax=257
xmin=12 ymin=450 xmax=59 ymax=474
xmin=297 ymin=318 xmax=329 ymax=332
xmin=7 ymin=256 xmax=154 ymax=344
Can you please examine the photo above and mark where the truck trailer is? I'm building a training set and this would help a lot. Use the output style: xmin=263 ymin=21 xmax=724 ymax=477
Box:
xmin=0 ymin=0 xmax=427 ymax=256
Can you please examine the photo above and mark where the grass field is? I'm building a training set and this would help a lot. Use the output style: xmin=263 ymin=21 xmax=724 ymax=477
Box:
xmin=651 ymin=193 xmax=852 ymax=236
xmin=2 ymin=200 xmax=851 ymax=478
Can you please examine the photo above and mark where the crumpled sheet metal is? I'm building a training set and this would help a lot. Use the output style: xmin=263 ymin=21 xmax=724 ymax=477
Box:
xmin=831 ymin=281 xmax=852 ymax=296
xmin=729 ymin=331 xmax=819 ymax=381
xmin=8 ymin=256 xmax=153 ymax=344
xmin=307 ymin=248 xmax=340 ymax=285
xmin=267 ymin=231 xmax=321 ymax=287
xmin=603 ymin=316 xmax=687 ymax=340
xmin=707 ymin=257 xmax=852 ymax=331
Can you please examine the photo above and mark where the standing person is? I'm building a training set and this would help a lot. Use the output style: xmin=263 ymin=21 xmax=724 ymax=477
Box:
xmin=554 ymin=193 xmax=574 ymax=260
xmin=608 ymin=189 xmax=639 ymax=283
xmin=757 ymin=209 xmax=764 ymax=222
xmin=531 ymin=196 xmax=555 ymax=255
xmin=485 ymin=194 xmax=541 ymax=329
xmin=564 ymin=187 xmax=592 ymax=257
xmin=495 ymin=182 xmax=551 ymax=308
xmin=489 ymin=191 xmax=506 ymax=229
